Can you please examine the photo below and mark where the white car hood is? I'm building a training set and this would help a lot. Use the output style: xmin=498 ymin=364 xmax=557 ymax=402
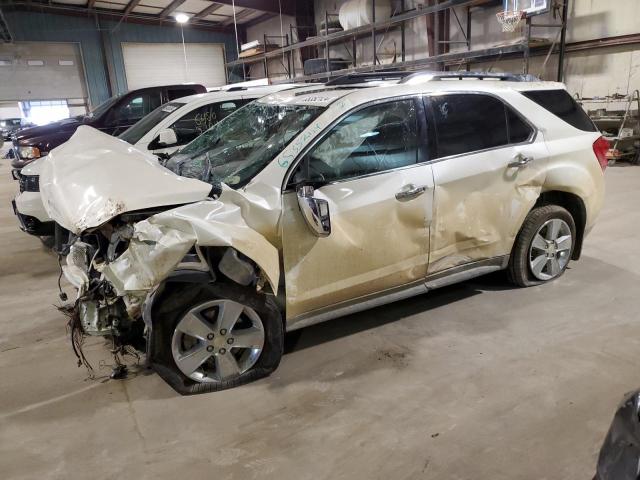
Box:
xmin=40 ymin=126 xmax=212 ymax=234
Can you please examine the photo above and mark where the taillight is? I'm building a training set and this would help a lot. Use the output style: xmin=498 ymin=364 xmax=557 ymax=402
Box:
xmin=593 ymin=136 xmax=610 ymax=172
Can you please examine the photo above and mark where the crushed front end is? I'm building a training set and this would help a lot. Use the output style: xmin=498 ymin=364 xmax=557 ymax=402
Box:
xmin=60 ymin=209 xmax=200 ymax=374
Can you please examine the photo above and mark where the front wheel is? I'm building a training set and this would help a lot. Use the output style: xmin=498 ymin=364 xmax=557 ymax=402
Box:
xmin=508 ymin=205 xmax=576 ymax=287
xmin=151 ymin=283 xmax=283 ymax=395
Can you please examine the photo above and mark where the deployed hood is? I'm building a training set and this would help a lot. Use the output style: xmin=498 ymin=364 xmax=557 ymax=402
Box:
xmin=40 ymin=126 xmax=213 ymax=234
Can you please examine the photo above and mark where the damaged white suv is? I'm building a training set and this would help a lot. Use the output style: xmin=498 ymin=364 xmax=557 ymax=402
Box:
xmin=41 ymin=72 xmax=607 ymax=394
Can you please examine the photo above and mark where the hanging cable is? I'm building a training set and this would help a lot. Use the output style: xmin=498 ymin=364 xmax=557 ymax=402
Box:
xmin=278 ymin=0 xmax=287 ymax=78
xmin=231 ymin=0 xmax=246 ymax=81
xmin=180 ymin=24 xmax=189 ymax=82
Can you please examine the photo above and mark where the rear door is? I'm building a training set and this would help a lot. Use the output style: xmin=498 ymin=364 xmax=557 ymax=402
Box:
xmin=426 ymin=92 xmax=548 ymax=274
xmin=281 ymin=97 xmax=434 ymax=320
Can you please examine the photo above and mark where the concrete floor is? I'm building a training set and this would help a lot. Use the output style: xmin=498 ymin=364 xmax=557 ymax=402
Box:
xmin=1 ymin=147 xmax=639 ymax=480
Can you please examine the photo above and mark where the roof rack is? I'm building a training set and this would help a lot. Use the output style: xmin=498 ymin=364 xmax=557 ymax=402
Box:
xmin=400 ymin=71 xmax=540 ymax=83
xmin=325 ymin=71 xmax=414 ymax=86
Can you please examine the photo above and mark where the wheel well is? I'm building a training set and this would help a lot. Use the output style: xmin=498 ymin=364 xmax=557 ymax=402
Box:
xmin=534 ymin=191 xmax=586 ymax=260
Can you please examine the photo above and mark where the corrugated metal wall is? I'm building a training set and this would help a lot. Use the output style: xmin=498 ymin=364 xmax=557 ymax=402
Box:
xmin=3 ymin=10 xmax=238 ymax=107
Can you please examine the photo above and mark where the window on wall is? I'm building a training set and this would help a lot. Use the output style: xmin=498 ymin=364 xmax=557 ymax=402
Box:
xmin=430 ymin=94 xmax=533 ymax=158
xmin=300 ymin=99 xmax=422 ymax=184
xmin=21 ymin=100 xmax=70 ymax=125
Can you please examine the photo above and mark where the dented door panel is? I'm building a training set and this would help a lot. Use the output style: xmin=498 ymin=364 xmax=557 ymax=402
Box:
xmin=428 ymin=139 xmax=548 ymax=274
xmin=282 ymin=166 xmax=433 ymax=320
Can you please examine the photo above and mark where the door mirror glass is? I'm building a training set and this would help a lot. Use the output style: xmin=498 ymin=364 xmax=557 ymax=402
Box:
xmin=157 ymin=128 xmax=178 ymax=147
xmin=296 ymin=185 xmax=331 ymax=237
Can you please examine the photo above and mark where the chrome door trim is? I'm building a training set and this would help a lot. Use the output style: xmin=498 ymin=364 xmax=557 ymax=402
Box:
xmin=424 ymin=256 xmax=509 ymax=289
xmin=286 ymin=255 xmax=509 ymax=331
xmin=286 ymin=280 xmax=428 ymax=332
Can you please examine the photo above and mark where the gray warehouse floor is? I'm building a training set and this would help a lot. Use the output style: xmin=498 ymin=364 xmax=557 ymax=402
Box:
xmin=1 ymin=151 xmax=639 ymax=480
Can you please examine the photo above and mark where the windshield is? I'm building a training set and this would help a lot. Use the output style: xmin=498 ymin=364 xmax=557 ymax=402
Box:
xmin=119 ymin=102 xmax=185 ymax=144
xmin=176 ymin=101 xmax=324 ymax=188
xmin=87 ymin=94 xmax=121 ymax=119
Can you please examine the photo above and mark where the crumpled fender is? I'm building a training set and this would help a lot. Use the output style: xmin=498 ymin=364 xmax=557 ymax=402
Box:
xmin=101 ymin=195 xmax=280 ymax=299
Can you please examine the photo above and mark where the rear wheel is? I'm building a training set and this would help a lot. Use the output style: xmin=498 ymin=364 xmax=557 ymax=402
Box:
xmin=508 ymin=205 xmax=576 ymax=287
xmin=151 ymin=283 xmax=283 ymax=394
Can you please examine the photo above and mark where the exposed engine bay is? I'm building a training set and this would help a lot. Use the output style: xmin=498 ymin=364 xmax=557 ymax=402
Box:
xmin=59 ymin=205 xmax=269 ymax=379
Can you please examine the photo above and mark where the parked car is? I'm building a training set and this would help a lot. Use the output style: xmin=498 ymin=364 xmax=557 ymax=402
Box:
xmin=40 ymin=72 xmax=607 ymax=394
xmin=1 ymin=118 xmax=34 ymax=141
xmin=11 ymin=84 xmax=301 ymax=238
xmin=9 ymin=83 xmax=206 ymax=174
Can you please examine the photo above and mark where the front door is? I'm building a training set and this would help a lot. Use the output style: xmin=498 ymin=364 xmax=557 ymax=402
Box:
xmin=426 ymin=92 xmax=548 ymax=274
xmin=281 ymin=98 xmax=434 ymax=319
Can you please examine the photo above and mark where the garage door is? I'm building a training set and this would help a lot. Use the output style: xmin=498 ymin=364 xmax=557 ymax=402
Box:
xmin=122 ymin=42 xmax=226 ymax=90
xmin=0 ymin=42 xmax=87 ymax=102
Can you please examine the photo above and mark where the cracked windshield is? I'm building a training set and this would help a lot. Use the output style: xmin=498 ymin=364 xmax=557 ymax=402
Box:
xmin=175 ymin=101 xmax=324 ymax=188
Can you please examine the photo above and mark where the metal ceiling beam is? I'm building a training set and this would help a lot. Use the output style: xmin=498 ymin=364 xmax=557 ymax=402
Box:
xmin=0 ymin=7 xmax=13 ymax=43
xmin=122 ymin=0 xmax=141 ymax=19
xmin=202 ymin=0 xmax=296 ymax=16
xmin=193 ymin=2 xmax=223 ymax=20
xmin=221 ymin=7 xmax=254 ymax=26
xmin=159 ymin=0 xmax=186 ymax=19
xmin=243 ymin=12 xmax=276 ymax=28
xmin=2 ymin=1 xmax=236 ymax=32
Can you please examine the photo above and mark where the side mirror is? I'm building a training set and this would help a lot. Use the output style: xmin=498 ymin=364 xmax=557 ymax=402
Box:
xmin=157 ymin=128 xmax=178 ymax=146
xmin=296 ymin=185 xmax=331 ymax=237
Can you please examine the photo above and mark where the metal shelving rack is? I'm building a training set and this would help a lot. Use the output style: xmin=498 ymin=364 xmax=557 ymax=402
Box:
xmin=226 ymin=0 xmax=569 ymax=83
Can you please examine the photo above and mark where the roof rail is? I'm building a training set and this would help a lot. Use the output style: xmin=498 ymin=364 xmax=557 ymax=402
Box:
xmin=400 ymin=71 xmax=540 ymax=84
xmin=325 ymin=71 xmax=414 ymax=86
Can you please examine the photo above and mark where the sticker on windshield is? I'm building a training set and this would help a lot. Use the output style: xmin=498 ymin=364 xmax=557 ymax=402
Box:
xmin=161 ymin=105 xmax=179 ymax=113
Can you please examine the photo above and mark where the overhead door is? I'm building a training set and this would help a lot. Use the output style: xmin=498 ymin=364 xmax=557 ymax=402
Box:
xmin=0 ymin=42 xmax=87 ymax=102
xmin=122 ymin=42 xmax=226 ymax=90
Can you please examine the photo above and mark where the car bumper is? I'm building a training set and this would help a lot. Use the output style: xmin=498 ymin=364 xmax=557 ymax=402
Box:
xmin=12 ymin=191 xmax=54 ymax=236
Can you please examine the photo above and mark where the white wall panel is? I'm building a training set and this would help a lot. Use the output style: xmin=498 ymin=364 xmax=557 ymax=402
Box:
xmin=122 ymin=42 xmax=226 ymax=90
xmin=0 ymin=42 xmax=86 ymax=102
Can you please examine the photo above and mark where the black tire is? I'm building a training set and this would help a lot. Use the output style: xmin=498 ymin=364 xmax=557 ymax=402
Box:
xmin=150 ymin=282 xmax=283 ymax=395
xmin=508 ymin=205 xmax=576 ymax=287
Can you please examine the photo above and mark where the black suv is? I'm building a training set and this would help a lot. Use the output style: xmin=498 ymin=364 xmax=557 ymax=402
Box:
xmin=10 ymin=83 xmax=206 ymax=172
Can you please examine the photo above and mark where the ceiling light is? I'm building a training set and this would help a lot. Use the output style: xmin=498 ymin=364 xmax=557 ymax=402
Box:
xmin=174 ymin=13 xmax=190 ymax=24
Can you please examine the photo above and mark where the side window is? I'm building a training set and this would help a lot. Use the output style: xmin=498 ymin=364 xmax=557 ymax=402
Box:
xmin=302 ymin=99 xmax=421 ymax=183
xmin=167 ymin=88 xmax=197 ymax=101
xmin=110 ymin=93 xmax=160 ymax=126
xmin=507 ymin=107 xmax=533 ymax=143
xmin=212 ymin=100 xmax=248 ymax=121
xmin=168 ymin=104 xmax=217 ymax=145
xmin=522 ymin=89 xmax=597 ymax=132
xmin=431 ymin=94 xmax=509 ymax=158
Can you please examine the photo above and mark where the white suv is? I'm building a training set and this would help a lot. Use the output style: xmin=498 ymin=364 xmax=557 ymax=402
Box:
xmin=40 ymin=72 xmax=607 ymax=394
xmin=12 ymin=84 xmax=300 ymax=237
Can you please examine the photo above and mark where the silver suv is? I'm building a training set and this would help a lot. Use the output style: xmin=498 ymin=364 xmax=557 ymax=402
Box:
xmin=41 ymin=72 xmax=607 ymax=394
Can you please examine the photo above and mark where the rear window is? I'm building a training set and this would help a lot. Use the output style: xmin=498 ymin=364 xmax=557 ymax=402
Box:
xmin=522 ymin=89 xmax=597 ymax=132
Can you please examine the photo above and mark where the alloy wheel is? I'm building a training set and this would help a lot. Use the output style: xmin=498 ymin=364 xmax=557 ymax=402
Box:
xmin=171 ymin=299 xmax=265 ymax=383
xmin=528 ymin=218 xmax=573 ymax=281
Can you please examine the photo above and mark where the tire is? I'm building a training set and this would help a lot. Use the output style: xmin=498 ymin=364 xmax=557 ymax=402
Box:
xmin=508 ymin=205 xmax=576 ymax=287
xmin=150 ymin=282 xmax=283 ymax=395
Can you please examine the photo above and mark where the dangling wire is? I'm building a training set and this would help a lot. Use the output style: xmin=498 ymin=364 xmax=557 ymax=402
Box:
xmin=180 ymin=24 xmax=189 ymax=82
xmin=231 ymin=0 xmax=246 ymax=81
xmin=278 ymin=0 xmax=286 ymax=78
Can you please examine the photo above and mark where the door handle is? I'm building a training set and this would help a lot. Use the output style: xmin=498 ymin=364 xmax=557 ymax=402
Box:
xmin=508 ymin=153 xmax=533 ymax=168
xmin=395 ymin=184 xmax=427 ymax=201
